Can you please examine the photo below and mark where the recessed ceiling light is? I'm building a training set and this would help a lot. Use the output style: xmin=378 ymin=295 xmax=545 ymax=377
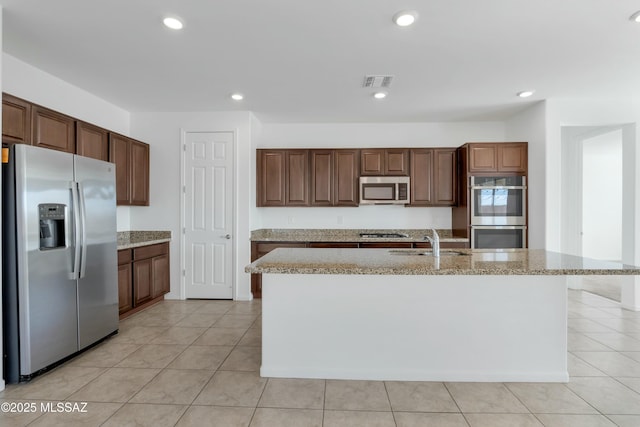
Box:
xmin=517 ymin=90 xmax=535 ymax=98
xmin=231 ymin=93 xmax=244 ymax=101
xmin=393 ymin=11 xmax=418 ymax=27
xmin=373 ymin=91 xmax=387 ymax=99
xmin=630 ymin=11 xmax=640 ymax=22
xmin=163 ymin=17 xmax=183 ymax=30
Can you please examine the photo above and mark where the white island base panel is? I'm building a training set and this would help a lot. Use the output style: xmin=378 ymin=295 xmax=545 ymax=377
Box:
xmin=261 ymin=274 xmax=568 ymax=382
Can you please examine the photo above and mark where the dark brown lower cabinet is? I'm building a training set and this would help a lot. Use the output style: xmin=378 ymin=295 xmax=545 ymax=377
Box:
xmin=308 ymin=242 xmax=359 ymax=248
xmin=414 ymin=241 xmax=469 ymax=249
xmin=359 ymin=242 xmax=413 ymax=249
xmin=133 ymin=258 xmax=153 ymax=306
xmin=118 ymin=242 xmax=170 ymax=318
xmin=117 ymin=249 xmax=133 ymax=315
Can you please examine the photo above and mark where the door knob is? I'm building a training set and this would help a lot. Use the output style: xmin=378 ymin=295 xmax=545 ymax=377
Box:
xmin=222 ymin=234 xmax=231 ymax=239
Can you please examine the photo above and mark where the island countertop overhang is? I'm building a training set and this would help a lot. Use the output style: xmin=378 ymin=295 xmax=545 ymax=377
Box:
xmin=245 ymin=248 xmax=640 ymax=276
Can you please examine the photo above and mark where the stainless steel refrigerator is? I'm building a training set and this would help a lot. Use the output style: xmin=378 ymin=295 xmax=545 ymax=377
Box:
xmin=2 ymin=144 xmax=118 ymax=383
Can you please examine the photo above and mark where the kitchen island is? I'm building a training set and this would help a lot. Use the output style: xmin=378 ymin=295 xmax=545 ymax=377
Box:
xmin=246 ymin=248 xmax=640 ymax=383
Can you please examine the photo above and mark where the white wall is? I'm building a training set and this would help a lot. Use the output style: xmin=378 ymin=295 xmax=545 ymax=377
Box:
xmin=505 ymin=102 xmax=546 ymax=249
xmin=2 ymin=53 xmax=133 ymax=230
xmin=129 ymin=111 xmax=254 ymax=301
xmin=3 ymin=54 xmax=129 ymax=134
xmin=255 ymin=122 xmax=506 ymax=229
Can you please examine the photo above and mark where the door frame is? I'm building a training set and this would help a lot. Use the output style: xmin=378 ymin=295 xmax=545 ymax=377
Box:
xmin=180 ymin=129 xmax=238 ymax=300
xmin=561 ymin=125 xmax=625 ymax=258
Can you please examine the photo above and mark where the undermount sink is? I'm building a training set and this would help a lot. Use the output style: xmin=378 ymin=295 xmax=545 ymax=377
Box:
xmin=388 ymin=249 xmax=468 ymax=256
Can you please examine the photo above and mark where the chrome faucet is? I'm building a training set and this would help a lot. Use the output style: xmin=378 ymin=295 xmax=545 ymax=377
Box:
xmin=426 ymin=229 xmax=440 ymax=257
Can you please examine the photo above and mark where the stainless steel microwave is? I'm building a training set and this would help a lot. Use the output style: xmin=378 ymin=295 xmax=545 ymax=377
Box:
xmin=359 ymin=176 xmax=410 ymax=205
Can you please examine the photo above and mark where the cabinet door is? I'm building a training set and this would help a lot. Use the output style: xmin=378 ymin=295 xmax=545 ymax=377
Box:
xmin=31 ymin=105 xmax=75 ymax=153
xmin=360 ymin=149 xmax=384 ymax=175
xmin=257 ymin=150 xmax=286 ymax=206
xmin=310 ymin=150 xmax=333 ymax=206
xmin=468 ymin=143 xmax=497 ymax=172
xmin=308 ymin=242 xmax=359 ymax=248
xmin=456 ymin=146 xmax=468 ymax=206
xmin=118 ymin=262 xmax=133 ymax=315
xmin=498 ymin=143 xmax=527 ymax=173
xmin=2 ymin=94 xmax=31 ymax=144
xmin=286 ymin=150 xmax=309 ymax=206
xmin=334 ymin=149 xmax=359 ymax=206
xmin=410 ymin=149 xmax=433 ymax=205
xmin=433 ymin=149 xmax=457 ymax=205
xmin=109 ymin=134 xmax=131 ymax=205
xmin=133 ymin=259 xmax=153 ymax=306
xmin=359 ymin=242 xmax=413 ymax=248
xmin=130 ymin=140 xmax=150 ymax=206
xmin=151 ymin=254 xmax=170 ymax=298
xmin=385 ymin=149 xmax=409 ymax=176
xmin=76 ymin=121 xmax=108 ymax=161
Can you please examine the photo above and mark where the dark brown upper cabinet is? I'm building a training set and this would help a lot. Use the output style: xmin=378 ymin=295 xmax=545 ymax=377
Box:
xmin=360 ymin=148 xmax=409 ymax=176
xmin=410 ymin=149 xmax=433 ymax=205
xmin=109 ymin=133 xmax=132 ymax=205
xmin=433 ymin=148 xmax=457 ymax=205
xmin=310 ymin=149 xmax=359 ymax=207
xmin=130 ymin=139 xmax=150 ymax=206
xmin=333 ymin=149 xmax=360 ymax=206
xmin=2 ymin=93 xmax=31 ymax=145
xmin=31 ymin=105 xmax=75 ymax=153
xmin=497 ymin=142 xmax=528 ymax=173
xmin=76 ymin=121 xmax=109 ymax=161
xmin=467 ymin=142 xmax=527 ymax=174
xmin=409 ymin=148 xmax=456 ymax=206
xmin=285 ymin=150 xmax=310 ymax=206
xmin=310 ymin=150 xmax=333 ymax=206
xmin=109 ymin=133 xmax=150 ymax=206
xmin=257 ymin=149 xmax=309 ymax=207
xmin=257 ymin=149 xmax=359 ymax=207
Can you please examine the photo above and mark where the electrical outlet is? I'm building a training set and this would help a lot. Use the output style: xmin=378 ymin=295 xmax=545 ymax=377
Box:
xmin=337 ymin=216 xmax=343 ymax=225
xmin=287 ymin=216 xmax=295 ymax=224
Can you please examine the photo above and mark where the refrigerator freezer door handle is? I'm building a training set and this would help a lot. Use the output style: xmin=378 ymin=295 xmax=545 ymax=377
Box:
xmin=78 ymin=182 xmax=88 ymax=278
xmin=70 ymin=182 xmax=81 ymax=280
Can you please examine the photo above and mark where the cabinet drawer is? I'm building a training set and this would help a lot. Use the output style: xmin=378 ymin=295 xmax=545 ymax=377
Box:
xmin=359 ymin=242 xmax=413 ymax=249
xmin=255 ymin=242 xmax=307 ymax=257
xmin=118 ymin=249 xmax=132 ymax=265
xmin=133 ymin=242 xmax=169 ymax=260
xmin=308 ymin=242 xmax=359 ymax=248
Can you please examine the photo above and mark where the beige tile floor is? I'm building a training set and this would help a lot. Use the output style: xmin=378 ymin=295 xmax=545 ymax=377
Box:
xmin=2 ymin=290 xmax=640 ymax=426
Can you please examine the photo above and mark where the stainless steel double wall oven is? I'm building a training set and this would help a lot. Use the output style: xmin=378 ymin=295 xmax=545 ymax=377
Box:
xmin=470 ymin=176 xmax=527 ymax=248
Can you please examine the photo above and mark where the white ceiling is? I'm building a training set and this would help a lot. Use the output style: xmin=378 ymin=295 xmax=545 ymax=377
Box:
xmin=2 ymin=0 xmax=640 ymax=123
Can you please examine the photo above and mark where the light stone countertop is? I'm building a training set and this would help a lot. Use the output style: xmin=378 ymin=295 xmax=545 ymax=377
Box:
xmin=245 ymin=248 xmax=640 ymax=276
xmin=117 ymin=231 xmax=171 ymax=250
xmin=251 ymin=228 xmax=468 ymax=243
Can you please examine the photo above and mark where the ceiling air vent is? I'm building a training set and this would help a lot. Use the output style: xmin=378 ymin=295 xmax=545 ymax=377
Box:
xmin=363 ymin=75 xmax=394 ymax=88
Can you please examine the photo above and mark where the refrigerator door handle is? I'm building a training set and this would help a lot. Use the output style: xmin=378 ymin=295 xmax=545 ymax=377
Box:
xmin=77 ymin=182 xmax=88 ymax=279
xmin=70 ymin=181 xmax=81 ymax=280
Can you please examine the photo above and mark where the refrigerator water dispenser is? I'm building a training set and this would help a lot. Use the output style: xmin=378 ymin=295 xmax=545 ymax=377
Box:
xmin=38 ymin=204 xmax=66 ymax=249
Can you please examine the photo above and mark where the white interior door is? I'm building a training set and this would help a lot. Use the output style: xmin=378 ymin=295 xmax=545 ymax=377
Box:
xmin=183 ymin=131 xmax=234 ymax=299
